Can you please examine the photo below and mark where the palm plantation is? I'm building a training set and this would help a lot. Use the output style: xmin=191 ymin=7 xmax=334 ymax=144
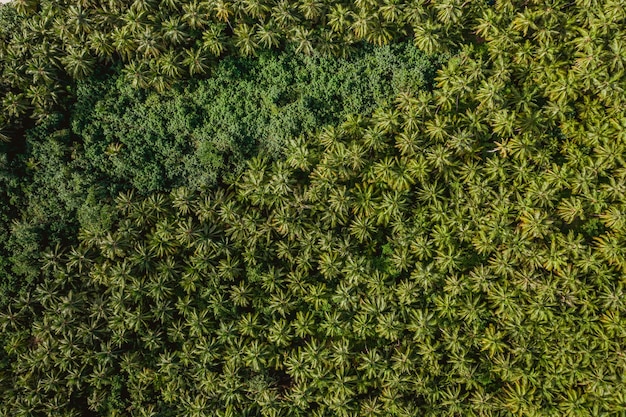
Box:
xmin=0 ymin=0 xmax=626 ymax=415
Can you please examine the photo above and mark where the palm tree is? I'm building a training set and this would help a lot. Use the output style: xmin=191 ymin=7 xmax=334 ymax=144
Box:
xmin=362 ymin=126 xmax=389 ymax=152
xmin=65 ymin=245 xmax=93 ymax=274
xmin=88 ymin=31 xmax=115 ymax=63
xmin=1 ymin=47 xmax=25 ymax=88
xmin=122 ymin=61 xmax=150 ymax=88
xmin=210 ymin=0 xmax=235 ymax=22
xmin=156 ymin=50 xmax=183 ymax=78
xmin=475 ymin=78 xmax=504 ymax=111
xmin=161 ymin=16 xmax=188 ymax=46
xmin=122 ymin=8 xmax=148 ymax=34
xmin=12 ymin=0 xmax=38 ymax=16
xmin=159 ymin=0 xmax=180 ymax=11
xmin=243 ymin=0 xmax=270 ymax=20
xmin=25 ymin=56 xmax=55 ymax=84
xmin=182 ymin=1 xmax=208 ymax=30
xmin=315 ymin=28 xmax=341 ymax=56
xmin=327 ymin=3 xmax=351 ymax=33
xmin=594 ymin=233 xmax=625 ymax=271
xmin=183 ymin=46 xmax=210 ymax=75
xmin=149 ymin=69 xmax=171 ymax=92
xmin=412 ymin=20 xmax=442 ymax=54
xmin=380 ymin=0 xmax=404 ymax=24
xmin=350 ymin=8 xmax=374 ymax=40
xmin=359 ymin=397 xmax=384 ymax=417
xmin=66 ymin=5 xmax=93 ymax=37
xmin=376 ymin=190 xmax=407 ymax=226
xmin=299 ymin=0 xmax=325 ymax=21
xmin=2 ymin=91 xmax=28 ymax=118
xmin=170 ymin=186 xmax=195 ymax=215
xmin=255 ymin=23 xmax=281 ymax=50
xmin=352 ymin=183 xmax=377 ymax=218
xmin=25 ymin=84 xmax=50 ymax=108
xmin=131 ymin=0 xmax=157 ymax=13
xmin=424 ymin=114 xmax=447 ymax=142
xmin=290 ymin=26 xmax=314 ymax=55
xmin=518 ymin=208 xmax=554 ymax=240
xmin=357 ymin=347 xmax=384 ymax=380
xmin=173 ymin=217 xmax=201 ymax=247
xmin=111 ymin=26 xmax=137 ymax=61
xmin=202 ymin=23 xmax=227 ymax=56
xmin=366 ymin=21 xmax=394 ymax=46
xmin=372 ymin=107 xmax=400 ymax=134
xmin=426 ymin=144 xmax=456 ymax=179
xmin=234 ymin=23 xmax=259 ymax=56
xmin=272 ymin=0 xmax=300 ymax=29
xmin=136 ymin=27 xmax=162 ymax=58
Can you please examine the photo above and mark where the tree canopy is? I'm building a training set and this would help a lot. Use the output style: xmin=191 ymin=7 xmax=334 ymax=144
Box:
xmin=1 ymin=0 xmax=626 ymax=415
xmin=0 ymin=41 xmax=438 ymax=306
xmin=2 ymin=91 xmax=626 ymax=414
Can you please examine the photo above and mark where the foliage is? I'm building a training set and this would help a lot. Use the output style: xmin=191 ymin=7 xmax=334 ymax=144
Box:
xmin=2 ymin=87 xmax=626 ymax=413
xmin=1 ymin=0 xmax=626 ymax=415
xmin=0 ymin=0 xmax=479 ymax=127
xmin=0 ymin=152 xmax=19 ymax=307
xmin=0 ymin=2 xmax=20 ymax=43
xmin=71 ymin=43 xmax=437 ymax=193
xmin=0 ymin=42 xmax=436 ymax=307
xmin=0 ymin=115 xmax=116 ymax=306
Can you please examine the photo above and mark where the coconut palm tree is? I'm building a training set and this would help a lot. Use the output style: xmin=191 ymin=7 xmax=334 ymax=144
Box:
xmin=291 ymin=26 xmax=314 ymax=55
xmin=380 ymin=0 xmax=404 ymax=24
xmin=209 ymin=0 xmax=235 ymax=22
xmin=243 ymin=0 xmax=270 ymax=20
xmin=350 ymin=8 xmax=374 ymax=40
xmin=156 ymin=50 xmax=183 ymax=77
xmin=111 ymin=26 xmax=137 ymax=60
xmin=255 ymin=23 xmax=281 ymax=49
xmin=66 ymin=5 xmax=93 ymax=37
xmin=182 ymin=46 xmax=210 ymax=75
xmin=367 ymin=21 xmax=394 ymax=46
xmin=122 ymin=61 xmax=150 ymax=88
xmin=272 ymin=0 xmax=300 ymax=29
xmin=161 ymin=16 xmax=188 ymax=46
xmin=182 ymin=0 xmax=208 ymax=30
xmin=88 ymin=31 xmax=115 ymax=62
xmin=2 ymin=91 xmax=28 ymax=118
xmin=12 ymin=0 xmax=38 ymax=16
xmin=327 ymin=3 xmax=351 ymax=33
xmin=202 ymin=23 xmax=227 ymax=55
xmin=234 ymin=23 xmax=259 ymax=56
xmin=412 ymin=20 xmax=442 ymax=54
xmin=136 ymin=27 xmax=162 ymax=58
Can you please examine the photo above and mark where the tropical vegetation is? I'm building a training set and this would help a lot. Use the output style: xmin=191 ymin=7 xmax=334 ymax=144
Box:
xmin=1 ymin=0 xmax=626 ymax=415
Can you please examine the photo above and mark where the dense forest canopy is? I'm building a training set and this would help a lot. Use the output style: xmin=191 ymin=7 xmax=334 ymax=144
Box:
xmin=1 ymin=0 xmax=626 ymax=416
xmin=0 ymin=41 xmax=441 ymax=306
